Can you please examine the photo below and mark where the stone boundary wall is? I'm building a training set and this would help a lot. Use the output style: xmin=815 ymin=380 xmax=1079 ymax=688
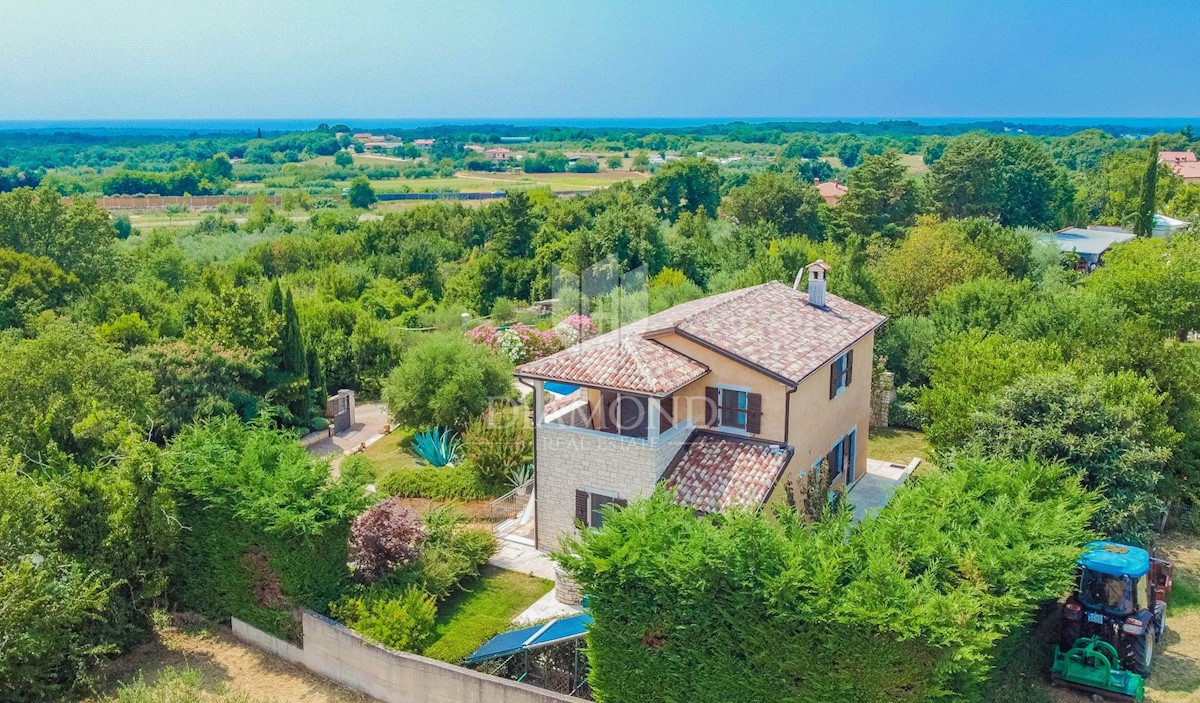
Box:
xmin=232 ymin=611 xmax=579 ymax=703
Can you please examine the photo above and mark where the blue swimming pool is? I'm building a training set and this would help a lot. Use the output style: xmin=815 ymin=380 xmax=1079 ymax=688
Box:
xmin=543 ymin=381 xmax=581 ymax=396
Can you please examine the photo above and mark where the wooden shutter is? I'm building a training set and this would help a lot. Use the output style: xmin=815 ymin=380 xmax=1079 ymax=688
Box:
xmin=598 ymin=391 xmax=617 ymax=430
xmin=842 ymin=435 xmax=853 ymax=472
xmin=575 ymin=490 xmax=590 ymax=526
xmin=704 ymin=387 xmax=719 ymax=426
xmin=613 ymin=498 xmax=629 ymax=509
xmin=745 ymin=393 xmax=763 ymax=434
xmin=826 ymin=449 xmax=839 ymax=477
xmin=845 ymin=350 xmax=855 ymax=387
xmin=829 ymin=362 xmax=839 ymax=399
xmin=660 ymin=396 xmax=675 ymax=431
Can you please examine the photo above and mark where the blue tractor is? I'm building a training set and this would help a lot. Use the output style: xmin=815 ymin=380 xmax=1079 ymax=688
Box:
xmin=1052 ymin=541 xmax=1173 ymax=700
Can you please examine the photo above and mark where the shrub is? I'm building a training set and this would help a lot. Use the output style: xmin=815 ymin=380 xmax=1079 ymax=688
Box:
xmin=378 ymin=463 xmax=491 ymax=501
xmin=382 ymin=333 xmax=514 ymax=430
xmin=557 ymin=455 xmax=1096 ymax=703
xmin=332 ymin=585 xmax=437 ymax=653
xmin=167 ymin=417 xmax=369 ymax=638
xmin=349 ymin=497 xmax=427 ymax=584
xmin=888 ymin=384 xmax=927 ymax=429
xmin=463 ymin=408 xmax=532 ymax=485
xmin=467 ymin=322 xmax=563 ymax=364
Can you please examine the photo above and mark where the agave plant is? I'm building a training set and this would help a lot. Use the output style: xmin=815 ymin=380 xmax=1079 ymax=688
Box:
xmin=507 ymin=463 xmax=534 ymax=489
xmin=412 ymin=427 xmax=462 ymax=467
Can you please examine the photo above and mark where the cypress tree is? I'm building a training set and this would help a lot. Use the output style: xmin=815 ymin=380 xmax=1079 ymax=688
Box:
xmin=1135 ymin=139 xmax=1159 ymax=237
xmin=281 ymin=289 xmax=306 ymax=376
xmin=268 ymin=280 xmax=284 ymax=315
xmin=307 ymin=346 xmax=326 ymax=398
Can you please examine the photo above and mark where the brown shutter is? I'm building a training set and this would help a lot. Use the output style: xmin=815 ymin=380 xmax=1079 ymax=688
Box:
xmin=829 ymin=363 xmax=838 ymax=399
xmin=704 ymin=387 xmax=719 ymax=426
xmin=745 ymin=393 xmax=762 ymax=434
xmin=827 ymin=450 xmax=838 ymax=476
xmin=845 ymin=350 xmax=854 ymax=387
xmin=575 ymin=490 xmax=589 ymax=525
xmin=613 ymin=498 xmax=629 ymax=509
xmin=598 ymin=391 xmax=617 ymax=430
xmin=843 ymin=435 xmax=853 ymax=471
xmin=660 ymin=396 xmax=674 ymax=431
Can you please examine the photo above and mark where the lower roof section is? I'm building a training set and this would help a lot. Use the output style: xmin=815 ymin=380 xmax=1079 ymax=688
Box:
xmin=663 ymin=430 xmax=793 ymax=514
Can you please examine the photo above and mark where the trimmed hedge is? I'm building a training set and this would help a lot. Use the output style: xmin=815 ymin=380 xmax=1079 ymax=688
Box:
xmin=557 ymin=455 xmax=1096 ymax=703
xmin=376 ymin=462 xmax=492 ymax=501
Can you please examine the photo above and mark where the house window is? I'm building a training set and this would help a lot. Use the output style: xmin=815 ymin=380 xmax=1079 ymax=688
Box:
xmin=705 ymin=385 xmax=762 ymax=434
xmin=825 ymin=428 xmax=857 ymax=484
xmin=829 ymin=350 xmax=854 ymax=399
xmin=718 ymin=386 xmax=749 ymax=430
xmin=575 ymin=489 xmax=627 ymax=528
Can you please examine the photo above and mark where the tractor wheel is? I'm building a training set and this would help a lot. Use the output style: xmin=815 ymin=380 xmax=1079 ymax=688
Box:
xmin=1128 ymin=628 xmax=1156 ymax=676
xmin=1155 ymin=601 xmax=1167 ymax=637
xmin=1060 ymin=617 xmax=1082 ymax=649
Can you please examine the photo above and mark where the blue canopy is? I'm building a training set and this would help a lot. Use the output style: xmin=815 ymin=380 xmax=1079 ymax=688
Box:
xmin=465 ymin=613 xmax=593 ymax=664
xmin=1079 ymin=541 xmax=1150 ymax=578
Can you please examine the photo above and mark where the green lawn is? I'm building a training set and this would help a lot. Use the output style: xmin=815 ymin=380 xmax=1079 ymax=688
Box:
xmin=359 ymin=428 xmax=422 ymax=480
xmin=868 ymin=427 xmax=932 ymax=466
xmin=422 ymin=566 xmax=553 ymax=663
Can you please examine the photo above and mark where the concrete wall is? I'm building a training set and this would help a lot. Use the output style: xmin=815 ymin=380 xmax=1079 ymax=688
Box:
xmin=232 ymin=611 xmax=577 ymax=703
xmin=535 ymin=419 xmax=692 ymax=551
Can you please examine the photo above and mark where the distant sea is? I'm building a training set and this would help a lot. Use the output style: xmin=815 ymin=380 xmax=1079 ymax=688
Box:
xmin=0 ymin=116 xmax=1196 ymax=136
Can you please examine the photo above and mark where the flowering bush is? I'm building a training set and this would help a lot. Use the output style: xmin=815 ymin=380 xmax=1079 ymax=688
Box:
xmin=467 ymin=322 xmax=563 ymax=364
xmin=555 ymin=314 xmax=597 ymax=346
xmin=348 ymin=497 xmax=427 ymax=583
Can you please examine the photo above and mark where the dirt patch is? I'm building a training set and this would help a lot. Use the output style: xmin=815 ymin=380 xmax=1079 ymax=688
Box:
xmin=390 ymin=495 xmax=498 ymax=523
xmin=87 ymin=615 xmax=371 ymax=703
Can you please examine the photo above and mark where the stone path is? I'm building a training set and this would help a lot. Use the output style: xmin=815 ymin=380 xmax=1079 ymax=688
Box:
xmin=489 ymin=540 xmax=558 ymax=580
xmin=300 ymin=402 xmax=389 ymax=474
xmin=847 ymin=458 xmax=920 ymax=524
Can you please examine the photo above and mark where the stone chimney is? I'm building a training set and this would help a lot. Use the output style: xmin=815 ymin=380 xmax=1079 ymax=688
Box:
xmin=805 ymin=259 xmax=830 ymax=308
xmin=813 ymin=177 xmax=821 ymax=185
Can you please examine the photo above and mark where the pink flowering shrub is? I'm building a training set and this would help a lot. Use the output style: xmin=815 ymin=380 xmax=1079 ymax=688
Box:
xmin=348 ymin=497 xmax=427 ymax=583
xmin=466 ymin=322 xmax=564 ymax=364
xmin=555 ymin=314 xmax=596 ymax=346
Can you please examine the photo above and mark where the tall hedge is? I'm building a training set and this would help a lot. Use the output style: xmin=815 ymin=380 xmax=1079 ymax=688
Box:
xmin=167 ymin=417 xmax=369 ymax=638
xmin=556 ymin=455 xmax=1096 ymax=703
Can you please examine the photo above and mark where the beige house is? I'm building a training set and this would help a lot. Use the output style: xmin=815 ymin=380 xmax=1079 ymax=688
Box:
xmin=515 ymin=261 xmax=886 ymax=551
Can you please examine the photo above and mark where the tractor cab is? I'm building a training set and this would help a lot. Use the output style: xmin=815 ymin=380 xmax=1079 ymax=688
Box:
xmin=1076 ymin=543 xmax=1152 ymax=617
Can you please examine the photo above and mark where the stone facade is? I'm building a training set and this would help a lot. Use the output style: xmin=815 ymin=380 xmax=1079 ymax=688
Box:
xmin=535 ymin=420 xmax=693 ymax=551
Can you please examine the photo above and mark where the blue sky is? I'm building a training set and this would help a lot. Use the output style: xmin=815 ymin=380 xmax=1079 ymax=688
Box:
xmin=4 ymin=0 xmax=1198 ymax=120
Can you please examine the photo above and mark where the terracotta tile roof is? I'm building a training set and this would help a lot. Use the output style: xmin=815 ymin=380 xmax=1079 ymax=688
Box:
xmin=543 ymin=389 xmax=585 ymax=417
xmin=1168 ymin=160 xmax=1200 ymax=180
xmin=517 ymin=281 xmax=884 ymax=393
xmin=664 ymin=431 xmax=793 ymax=513
xmin=517 ymin=333 xmax=709 ymax=396
xmin=1159 ymin=151 xmax=1198 ymax=163
xmin=669 ymin=281 xmax=886 ymax=385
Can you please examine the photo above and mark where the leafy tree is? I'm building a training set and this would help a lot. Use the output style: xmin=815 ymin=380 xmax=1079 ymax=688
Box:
xmin=920 ymin=330 xmax=1061 ymax=448
xmin=876 ymin=316 xmax=938 ymax=387
xmin=1134 ymin=140 xmax=1159 ymax=236
xmin=383 ymin=333 xmax=514 ymax=430
xmin=1086 ymin=232 xmax=1200 ymax=340
xmin=667 ymin=208 xmax=719 ymax=286
xmin=837 ymin=140 xmax=863 ymax=167
xmin=642 ymin=157 xmax=721 ymax=221
xmin=347 ymin=176 xmax=377 ymax=208
xmin=721 ymin=171 xmax=825 ymax=239
xmin=837 ymin=151 xmax=920 ymax=238
xmin=0 ymin=247 xmax=79 ymax=328
xmin=334 ymin=150 xmax=354 ymax=167
xmin=876 ymin=217 xmax=1001 ymax=315
xmin=0 ymin=187 xmax=118 ymax=287
xmin=135 ymin=341 xmax=261 ymax=436
xmin=928 ymin=134 xmax=1069 ymax=227
xmin=971 ymin=370 xmax=1177 ymax=544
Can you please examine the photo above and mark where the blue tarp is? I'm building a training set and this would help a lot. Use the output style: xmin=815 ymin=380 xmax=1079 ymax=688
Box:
xmin=465 ymin=613 xmax=593 ymax=664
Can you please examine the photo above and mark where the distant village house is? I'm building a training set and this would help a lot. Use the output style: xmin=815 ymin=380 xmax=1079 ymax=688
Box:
xmin=1160 ymin=150 xmax=1200 ymax=183
xmin=814 ymin=177 xmax=848 ymax=206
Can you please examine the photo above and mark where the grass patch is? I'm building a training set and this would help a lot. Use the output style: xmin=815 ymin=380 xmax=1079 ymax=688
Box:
xmin=422 ymin=566 xmax=553 ymax=663
xmin=1170 ymin=571 xmax=1200 ymax=611
xmin=359 ymin=429 xmax=423 ymax=480
xmin=868 ymin=427 xmax=932 ymax=466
